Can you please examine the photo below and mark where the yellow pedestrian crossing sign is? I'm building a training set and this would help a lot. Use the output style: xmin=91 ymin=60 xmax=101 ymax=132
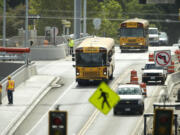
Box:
xmin=89 ymin=82 xmax=120 ymax=115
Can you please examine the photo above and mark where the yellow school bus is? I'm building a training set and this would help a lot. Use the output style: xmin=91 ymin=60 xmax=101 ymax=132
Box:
xmin=73 ymin=37 xmax=115 ymax=85
xmin=119 ymin=18 xmax=149 ymax=52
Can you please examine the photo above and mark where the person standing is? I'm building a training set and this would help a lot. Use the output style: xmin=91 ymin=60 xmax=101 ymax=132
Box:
xmin=6 ymin=76 xmax=15 ymax=104
xmin=68 ymin=38 xmax=74 ymax=55
xmin=0 ymin=84 xmax=2 ymax=104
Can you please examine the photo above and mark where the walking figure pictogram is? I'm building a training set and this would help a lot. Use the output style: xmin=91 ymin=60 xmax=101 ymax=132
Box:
xmin=98 ymin=88 xmax=111 ymax=109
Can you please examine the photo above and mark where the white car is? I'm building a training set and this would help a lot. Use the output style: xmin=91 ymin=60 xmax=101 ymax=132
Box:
xmin=148 ymin=27 xmax=159 ymax=46
xmin=113 ymin=84 xmax=145 ymax=115
xmin=142 ymin=62 xmax=167 ymax=84
xmin=159 ymin=32 xmax=168 ymax=46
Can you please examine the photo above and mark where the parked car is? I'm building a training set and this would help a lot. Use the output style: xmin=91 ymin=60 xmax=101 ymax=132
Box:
xmin=148 ymin=27 xmax=159 ymax=46
xmin=159 ymin=32 xmax=168 ymax=46
xmin=113 ymin=84 xmax=145 ymax=115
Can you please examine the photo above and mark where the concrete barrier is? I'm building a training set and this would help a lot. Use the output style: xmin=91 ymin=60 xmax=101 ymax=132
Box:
xmin=29 ymin=36 xmax=92 ymax=60
xmin=0 ymin=63 xmax=37 ymax=99
xmin=30 ymin=44 xmax=66 ymax=60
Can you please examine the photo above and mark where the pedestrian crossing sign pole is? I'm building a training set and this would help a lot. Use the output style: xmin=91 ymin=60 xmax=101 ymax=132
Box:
xmin=89 ymin=82 xmax=120 ymax=115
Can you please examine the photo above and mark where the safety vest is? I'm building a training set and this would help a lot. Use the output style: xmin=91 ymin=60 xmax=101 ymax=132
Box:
xmin=68 ymin=40 xmax=74 ymax=47
xmin=0 ymin=87 xmax=2 ymax=93
xmin=7 ymin=80 xmax=15 ymax=90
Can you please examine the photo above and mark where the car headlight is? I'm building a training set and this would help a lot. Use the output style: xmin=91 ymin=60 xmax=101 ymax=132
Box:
xmin=76 ymin=72 xmax=80 ymax=76
xmin=138 ymin=100 xmax=143 ymax=105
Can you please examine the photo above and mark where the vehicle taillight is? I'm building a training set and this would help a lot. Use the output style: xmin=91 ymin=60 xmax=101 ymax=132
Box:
xmin=121 ymin=23 xmax=126 ymax=28
xmin=76 ymin=68 xmax=80 ymax=76
xmin=137 ymin=23 xmax=143 ymax=28
xmin=103 ymin=68 xmax=107 ymax=75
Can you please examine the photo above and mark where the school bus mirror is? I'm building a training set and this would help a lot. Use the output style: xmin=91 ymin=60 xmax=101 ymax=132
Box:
xmin=106 ymin=63 xmax=110 ymax=66
xmin=72 ymin=64 xmax=75 ymax=67
xmin=109 ymin=57 xmax=112 ymax=62
xmin=141 ymin=68 xmax=144 ymax=70
xmin=72 ymin=57 xmax=75 ymax=61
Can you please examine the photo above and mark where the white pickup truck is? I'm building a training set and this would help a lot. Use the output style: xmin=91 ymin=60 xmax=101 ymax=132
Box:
xmin=142 ymin=62 xmax=167 ymax=84
xmin=113 ymin=84 xmax=145 ymax=115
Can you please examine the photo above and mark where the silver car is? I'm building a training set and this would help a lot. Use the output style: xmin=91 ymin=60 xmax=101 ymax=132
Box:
xmin=159 ymin=32 xmax=168 ymax=46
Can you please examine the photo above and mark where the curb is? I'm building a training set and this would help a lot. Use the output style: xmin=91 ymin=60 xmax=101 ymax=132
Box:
xmin=4 ymin=76 xmax=61 ymax=135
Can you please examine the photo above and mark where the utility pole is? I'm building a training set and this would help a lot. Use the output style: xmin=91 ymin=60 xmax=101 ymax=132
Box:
xmin=25 ymin=0 xmax=29 ymax=65
xmin=3 ymin=0 xmax=6 ymax=47
xmin=74 ymin=0 xmax=81 ymax=39
xmin=83 ymin=0 xmax=87 ymax=36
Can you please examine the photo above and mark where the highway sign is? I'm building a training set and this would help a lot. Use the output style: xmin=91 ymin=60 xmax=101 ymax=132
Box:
xmin=154 ymin=50 xmax=171 ymax=67
xmin=28 ymin=15 xmax=40 ymax=19
xmin=89 ymin=82 xmax=120 ymax=115
xmin=147 ymin=0 xmax=175 ymax=4
xmin=93 ymin=18 xmax=101 ymax=30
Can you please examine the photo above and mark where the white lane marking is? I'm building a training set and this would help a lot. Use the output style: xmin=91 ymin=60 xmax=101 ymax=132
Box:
xmin=27 ymin=81 xmax=76 ymax=134
xmin=77 ymin=68 xmax=131 ymax=135
xmin=131 ymin=86 xmax=161 ymax=134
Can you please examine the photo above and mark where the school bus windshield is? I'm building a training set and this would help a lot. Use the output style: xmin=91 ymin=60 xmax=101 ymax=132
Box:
xmin=76 ymin=52 xmax=106 ymax=67
xmin=120 ymin=28 xmax=144 ymax=37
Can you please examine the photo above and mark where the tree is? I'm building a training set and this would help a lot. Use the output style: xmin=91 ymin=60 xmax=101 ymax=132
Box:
xmin=30 ymin=0 xmax=74 ymax=35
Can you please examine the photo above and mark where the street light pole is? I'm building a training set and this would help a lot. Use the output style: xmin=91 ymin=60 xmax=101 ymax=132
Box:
xmin=25 ymin=0 xmax=29 ymax=47
xmin=25 ymin=0 xmax=29 ymax=65
xmin=3 ymin=0 xmax=6 ymax=47
xmin=83 ymin=0 xmax=87 ymax=36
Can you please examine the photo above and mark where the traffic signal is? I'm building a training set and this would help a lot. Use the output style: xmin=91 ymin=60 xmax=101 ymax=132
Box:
xmin=139 ymin=0 xmax=146 ymax=4
xmin=153 ymin=108 xmax=173 ymax=135
xmin=49 ymin=110 xmax=67 ymax=135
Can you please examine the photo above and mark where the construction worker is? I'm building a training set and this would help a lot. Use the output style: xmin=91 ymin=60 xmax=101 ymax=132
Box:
xmin=68 ymin=38 xmax=74 ymax=55
xmin=6 ymin=76 xmax=15 ymax=104
xmin=0 ymin=84 xmax=2 ymax=104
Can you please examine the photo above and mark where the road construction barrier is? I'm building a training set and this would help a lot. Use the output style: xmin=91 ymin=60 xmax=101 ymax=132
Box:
xmin=167 ymin=61 xmax=175 ymax=73
xmin=131 ymin=70 xmax=137 ymax=77
xmin=130 ymin=70 xmax=137 ymax=83
xmin=131 ymin=76 xmax=138 ymax=84
xmin=140 ymin=83 xmax=147 ymax=97
xmin=174 ymin=49 xmax=180 ymax=63
xmin=149 ymin=53 xmax=154 ymax=61
xmin=43 ymin=40 xmax=49 ymax=46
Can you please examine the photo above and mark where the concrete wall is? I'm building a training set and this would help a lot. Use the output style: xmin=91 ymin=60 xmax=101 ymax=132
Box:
xmin=0 ymin=63 xmax=37 ymax=98
xmin=0 ymin=62 xmax=23 ymax=81
xmin=29 ymin=44 xmax=66 ymax=60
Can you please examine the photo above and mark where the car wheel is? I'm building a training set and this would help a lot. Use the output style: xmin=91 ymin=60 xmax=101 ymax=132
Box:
xmin=139 ymin=109 xmax=144 ymax=115
xmin=109 ymin=73 xmax=113 ymax=80
xmin=161 ymin=79 xmax=165 ymax=85
xmin=139 ymin=106 xmax=144 ymax=115
xmin=113 ymin=109 xmax=117 ymax=115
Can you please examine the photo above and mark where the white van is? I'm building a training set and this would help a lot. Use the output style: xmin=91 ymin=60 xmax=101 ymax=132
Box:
xmin=148 ymin=27 xmax=159 ymax=46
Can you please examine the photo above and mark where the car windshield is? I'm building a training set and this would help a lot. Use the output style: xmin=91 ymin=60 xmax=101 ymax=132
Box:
xmin=76 ymin=52 xmax=106 ymax=67
xmin=148 ymin=29 xmax=158 ymax=34
xmin=159 ymin=33 xmax=167 ymax=38
xmin=120 ymin=28 xmax=144 ymax=37
xmin=145 ymin=63 xmax=163 ymax=69
xmin=117 ymin=87 xmax=141 ymax=95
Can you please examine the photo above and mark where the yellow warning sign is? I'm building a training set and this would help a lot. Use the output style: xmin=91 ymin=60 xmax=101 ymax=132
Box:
xmin=89 ymin=82 xmax=120 ymax=115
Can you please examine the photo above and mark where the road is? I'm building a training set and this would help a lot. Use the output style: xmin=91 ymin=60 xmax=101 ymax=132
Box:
xmin=14 ymin=46 xmax=178 ymax=135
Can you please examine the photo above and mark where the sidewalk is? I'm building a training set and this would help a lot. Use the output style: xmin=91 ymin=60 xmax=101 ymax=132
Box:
xmin=0 ymin=75 xmax=57 ymax=135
